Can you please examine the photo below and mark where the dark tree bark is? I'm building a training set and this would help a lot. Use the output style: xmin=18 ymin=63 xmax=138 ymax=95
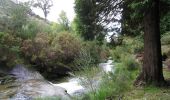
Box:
xmin=135 ymin=0 xmax=165 ymax=86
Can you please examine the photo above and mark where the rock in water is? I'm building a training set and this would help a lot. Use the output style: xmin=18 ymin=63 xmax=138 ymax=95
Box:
xmin=19 ymin=79 xmax=70 ymax=99
xmin=8 ymin=64 xmax=71 ymax=99
xmin=10 ymin=64 xmax=44 ymax=81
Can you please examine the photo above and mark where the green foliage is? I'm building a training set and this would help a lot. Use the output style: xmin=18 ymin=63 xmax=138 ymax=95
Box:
xmin=21 ymin=18 xmax=53 ymax=39
xmin=52 ymin=32 xmax=82 ymax=63
xmin=122 ymin=0 xmax=170 ymax=36
xmin=73 ymin=48 xmax=95 ymax=70
xmin=122 ymin=70 xmax=170 ymax=100
xmin=131 ymin=36 xmax=144 ymax=53
xmin=74 ymin=0 xmax=106 ymax=41
xmin=73 ymin=41 xmax=109 ymax=70
xmin=97 ymin=68 xmax=132 ymax=99
xmin=111 ymin=37 xmax=141 ymax=70
xmin=121 ymin=36 xmax=143 ymax=54
xmin=160 ymin=12 xmax=170 ymax=34
xmin=57 ymin=11 xmax=70 ymax=31
xmin=21 ymin=20 xmax=39 ymax=39
xmin=70 ymin=19 xmax=77 ymax=33
xmin=161 ymin=32 xmax=170 ymax=45
xmin=10 ymin=4 xmax=28 ymax=33
xmin=74 ymin=41 xmax=140 ymax=99
xmin=0 ymin=32 xmax=23 ymax=67
xmin=76 ymin=66 xmax=100 ymax=98
xmin=81 ymin=63 xmax=138 ymax=100
xmin=21 ymin=32 xmax=83 ymax=72
xmin=122 ymin=36 xmax=144 ymax=53
xmin=121 ymin=0 xmax=143 ymax=36
xmin=111 ymin=46 xmax=130 ymax=62
xmin=83 ymin=41 xmax=109 ymax=64
xmin=95 ymin=37 xmax=141 ymax=99
xmin=121 ymin=55 xmax=140 ymax=71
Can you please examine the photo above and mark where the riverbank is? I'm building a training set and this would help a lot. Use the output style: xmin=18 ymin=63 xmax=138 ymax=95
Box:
xmin=122 ymin=68 xmax=170 ymax=100
xmin=36 ymin=35 xmax=170 ymax=100
xmin=0 ymin=59 xmax=114 ymax=99
xmin=80 ymin=35 xmax=170 ymax=100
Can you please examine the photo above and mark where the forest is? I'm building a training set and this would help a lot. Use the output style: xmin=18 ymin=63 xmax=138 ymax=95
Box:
xmin=0 ymin=0 xmax=170 ymax=100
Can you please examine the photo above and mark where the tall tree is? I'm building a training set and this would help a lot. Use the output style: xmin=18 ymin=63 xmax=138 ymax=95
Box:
xmin=33 ymin=0 xmax=53 ymax=21
xmin=58 ymin=11 xmax=70 ymax=31
xmin=121 ymin=0 xmax=143 ymax=36
xmin=135 ymin=0 xmax=165 ymax=86
xmin=75 ymin=0 xmax=122 ymax=41
xmin=160 ymin=0 xmax=170 ymax=34
xmin=121 ymin=0 xmax=170 ymax=36
xmin=75 ymin=0 xmax=99 ymax=40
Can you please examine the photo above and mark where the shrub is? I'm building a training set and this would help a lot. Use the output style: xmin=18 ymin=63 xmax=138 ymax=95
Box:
xmin=161 ymin=32 xmax=170 ymax=45
xmin=111 ymin=46 xmax=129 ymax=62
xmin=21 ymin=32 xmax=83 ymax=75
xmin=82 ymin=41 xmax=109 ymax=64
xmin=82 ymin=66 xmax=133 ymax=100
xmin=21 ymin=20 xmax=39 ymax=39
xmin=131 ymin=36 xmax=144 ymax=53
xmin=21 ymin=33 xmax=50 ymax=62
xmin=99 ymin=44 xmax=110 ymax=62
xmin=0 ymin=32 xmax=23 ymax=67
xmin=121 ymin=55 xmax=140 ymax=71
xmin=52 ymin=32 xmax=82 ymax=63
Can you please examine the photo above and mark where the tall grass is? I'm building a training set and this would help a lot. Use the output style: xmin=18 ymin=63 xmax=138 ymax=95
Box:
xmin=73 ymin=37 xmax=141 ymax=100
xmin=77 ymin=54 xmax=140 ymax=100
xmin=81 ymin=63 xmax=139 ymax=100
xmin=82 ymin=40 xmax=141 ymax=100
xmin=121 ymin=55 xmax=140 ymax=71
xmin=161 ymin=32 xmax=170 ymax=45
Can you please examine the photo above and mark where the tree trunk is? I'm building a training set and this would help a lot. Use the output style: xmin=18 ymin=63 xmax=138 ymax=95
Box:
xmin=44 ymin=9 xmax=47 ymax=22
xmin=135 ymin=0 xmax=165 ymax=86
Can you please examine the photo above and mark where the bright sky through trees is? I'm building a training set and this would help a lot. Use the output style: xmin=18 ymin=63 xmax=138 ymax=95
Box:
xmin=18 ymin=0 xmax=75 ymax=22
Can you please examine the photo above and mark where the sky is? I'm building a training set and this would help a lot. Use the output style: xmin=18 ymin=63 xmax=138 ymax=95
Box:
xmin=18 ymin=0 xmax=75 ymax=22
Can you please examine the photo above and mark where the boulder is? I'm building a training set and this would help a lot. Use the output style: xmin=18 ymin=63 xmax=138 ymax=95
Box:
xmin=12 ymin=79 xmax=71 ymax=100
xmin=1 ymin=64 xmax=71 ymax=100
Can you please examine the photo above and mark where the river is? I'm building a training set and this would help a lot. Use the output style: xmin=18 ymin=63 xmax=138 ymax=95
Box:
xmin=54 ymin=60 xmax=114 ymax=95
xmin=0 ymin=60 xmax=114 ymax=99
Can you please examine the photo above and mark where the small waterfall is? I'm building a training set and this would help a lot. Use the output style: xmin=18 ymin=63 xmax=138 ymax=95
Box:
xmin=53 ymin=59 xmax=114 ymax=96
xmin=99 ymin=60 xmax=114 ymax=72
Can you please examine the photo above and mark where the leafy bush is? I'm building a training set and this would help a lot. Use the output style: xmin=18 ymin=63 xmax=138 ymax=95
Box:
xmin=82 ymin=41 xmax=109 ymax=64
xmin=21 ymin=32 xmax=83 ymax=74
xmin=21 ymin=20 xmax=39 ymax=39
xmin=111 ymin=42 xmax=140 ymax=70
xmin=21 ymin=33 xmax=50 ymax=63
xmin=0 ymin=32 xmax=23 ymax=67
xmin=161 ymin=32 xmax=170 ymax=45
xmin=131 ymin=36 xmax=144 ymax=53
xmin=81 ymin=65 xmax=134 ymax=100
xmin=121 ymin=55 xmax=140 ymax=71
xmin=111 ymin=46 xmax=129 ymax=62
xmin=77 ymin=66 xmax=100 ymax=98
xmin=52 ymin=32 xmax=82 ymax=63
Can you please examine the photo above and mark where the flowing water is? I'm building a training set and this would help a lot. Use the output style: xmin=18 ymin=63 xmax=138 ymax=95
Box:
xmin=0 ymin=60 xmax=114 ymax=99
xmin=53 ymin=60 xmax=114 ymax=95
